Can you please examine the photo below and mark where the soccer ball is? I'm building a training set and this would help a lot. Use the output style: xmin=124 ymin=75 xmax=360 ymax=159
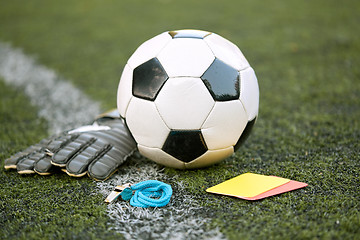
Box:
xmin=117 ymin=29 xmax=259 ymax=169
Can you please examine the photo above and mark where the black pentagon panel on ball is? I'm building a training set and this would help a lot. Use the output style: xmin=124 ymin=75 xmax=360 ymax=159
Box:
xmin=201 ymin=58 xmax=240 ymax=101
xmin=133 ymin=57 xmax=169 ymax=101
xmin=234 ymin=117 xmax=257 ymax=152
xmin=162 ymin=130 xmax=207 ymax=163
xmin=168 ymin=30 xmax=212 ymax=39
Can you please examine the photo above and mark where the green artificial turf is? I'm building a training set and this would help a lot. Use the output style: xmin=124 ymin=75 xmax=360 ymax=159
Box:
xmin=1 ymin=0 xmax=359 ymax=239
xmin=0 ymin=80 xmax=123 ymax=240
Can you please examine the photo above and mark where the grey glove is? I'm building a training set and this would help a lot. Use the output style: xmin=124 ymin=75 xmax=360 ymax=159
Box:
xmin=4 ymin=110 xmax=137 ymax=181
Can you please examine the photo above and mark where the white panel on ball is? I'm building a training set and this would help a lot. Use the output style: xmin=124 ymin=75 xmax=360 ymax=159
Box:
xmin=185 ymin=147 xmax=234 ymax=169
xmin=126 ymin=97 xmax=170 ymax=148
xmin=127 ymin=32 xmax=172 ymax=69
xmin=240 ymin=67 xmax=259 ymax=121
xmin=138 ymin=145 xmax=186 ymax=169
xmin=117 ymin=64 xmax=134 ymax=118
xmin=202 ymin=101 xmax=248 ymax=150
xmin=155 ymin=77 xmax=215 ymax=130
xmin=157 ymin=38 xmax=215 ymax=77
xmin=204 ymin=33 xmax=250 ymax=71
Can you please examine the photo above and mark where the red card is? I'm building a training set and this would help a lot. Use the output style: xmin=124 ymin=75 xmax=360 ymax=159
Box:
xmin=241 ymin=179 xmax=308 ymax=200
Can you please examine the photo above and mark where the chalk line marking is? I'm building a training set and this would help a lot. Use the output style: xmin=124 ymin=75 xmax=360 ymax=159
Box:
xmin=0 ymin=41 xmax=225 ymax=240
xmin=0 ymin=42 xmax=101 ymax=133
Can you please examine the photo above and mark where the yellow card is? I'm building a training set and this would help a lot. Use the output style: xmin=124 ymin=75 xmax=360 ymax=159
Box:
xmin=206 ymin=173 xmax=290 ymax=198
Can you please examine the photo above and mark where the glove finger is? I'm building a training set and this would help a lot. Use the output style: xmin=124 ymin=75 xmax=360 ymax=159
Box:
xmin=17 ymin=152 xmax=46 ymax=174
xmin=51 ymin=134 xmax=93 ymax=167
xmin=88 ymin=146 xmax=130 ymax=181
xmin=34 ymin=156 xmax=55 ymax=175
xmin=4 ymin=144 xmax=43 ymax=170
xmin=65 ymin=139 xmax=108 ymax=177
xmin=46 ymin=134 xmax=74 ymax=152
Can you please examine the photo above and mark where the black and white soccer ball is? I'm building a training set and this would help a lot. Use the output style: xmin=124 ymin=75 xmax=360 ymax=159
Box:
xmin=117 ymin=29 xmax=259 ymax=169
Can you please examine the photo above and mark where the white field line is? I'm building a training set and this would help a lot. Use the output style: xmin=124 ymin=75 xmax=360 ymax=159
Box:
xmin=0 ymin=42 xmax=225 ymax=240
xmin=0 ymin=42 xmax=101 ymax=133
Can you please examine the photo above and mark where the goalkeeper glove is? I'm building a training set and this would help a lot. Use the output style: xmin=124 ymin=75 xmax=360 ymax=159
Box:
xmin=4 ymin=109 xmax=137 ymax=181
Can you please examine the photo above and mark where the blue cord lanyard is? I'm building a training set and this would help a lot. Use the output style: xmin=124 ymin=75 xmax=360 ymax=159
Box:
xmin=120 ymin=180 xmax=172 ymax=208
